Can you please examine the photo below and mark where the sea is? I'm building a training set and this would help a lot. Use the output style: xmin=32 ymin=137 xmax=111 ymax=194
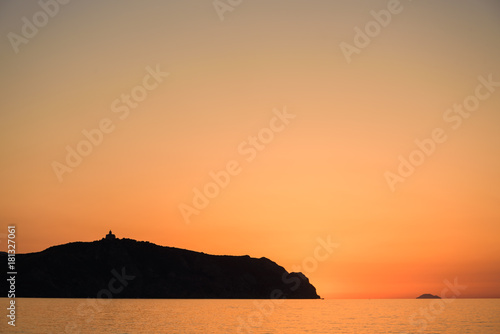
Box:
xmin=3 ymin=298 xmax=500 ymax=333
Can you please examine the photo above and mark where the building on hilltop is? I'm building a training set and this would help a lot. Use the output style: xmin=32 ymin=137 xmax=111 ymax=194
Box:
xmin=105 ymin=230 xmax=116 ymax=240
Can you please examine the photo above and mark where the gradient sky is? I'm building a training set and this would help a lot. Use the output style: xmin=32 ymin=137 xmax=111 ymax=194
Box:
xmin=1 ymin=0 xmax=500 ymax=299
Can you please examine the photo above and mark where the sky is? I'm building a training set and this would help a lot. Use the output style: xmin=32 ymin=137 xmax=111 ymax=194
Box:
xmin=1 ymin=0 xmax=500 ymax=299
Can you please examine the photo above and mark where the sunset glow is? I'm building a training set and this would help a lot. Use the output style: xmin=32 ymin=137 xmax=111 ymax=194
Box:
xmin=1 ymin=0 xmax=500 ymax=300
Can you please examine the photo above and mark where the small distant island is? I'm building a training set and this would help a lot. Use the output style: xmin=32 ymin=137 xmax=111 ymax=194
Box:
xmin=417 ymin=294 xmax=441 ymax=299
xmin=0 ymin=231 xmax=320 ymax=299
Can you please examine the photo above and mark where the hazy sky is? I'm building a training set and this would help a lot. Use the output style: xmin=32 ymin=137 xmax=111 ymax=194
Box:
xmin=1 ymin=0 xmax=499 ymax=298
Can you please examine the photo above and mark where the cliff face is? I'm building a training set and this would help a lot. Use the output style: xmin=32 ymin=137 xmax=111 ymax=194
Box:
xmin=0 ymin=238 xmax=320 ymax=299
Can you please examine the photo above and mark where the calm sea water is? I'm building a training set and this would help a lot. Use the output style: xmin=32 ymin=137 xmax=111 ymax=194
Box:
xmin=3 ymin=298 xmax=499 ymax=333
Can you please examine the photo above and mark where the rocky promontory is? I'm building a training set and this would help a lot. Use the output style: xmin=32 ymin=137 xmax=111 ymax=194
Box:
xmin=0 ymin=235 xmax=320 ymax=299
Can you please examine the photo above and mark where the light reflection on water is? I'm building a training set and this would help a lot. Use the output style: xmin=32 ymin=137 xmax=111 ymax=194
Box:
xmin=5 ymin=298 xmax=500 ymax=333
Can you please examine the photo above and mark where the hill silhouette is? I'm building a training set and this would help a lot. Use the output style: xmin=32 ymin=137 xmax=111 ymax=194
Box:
xmin=417 ymin=294 xmax=440 ymax=299
xmin=0 ymin=235 xmax=320 ymax=299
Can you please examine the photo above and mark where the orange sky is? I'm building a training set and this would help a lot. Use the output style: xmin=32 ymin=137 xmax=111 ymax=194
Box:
xmin=1 ymin=0 xmax=500 ymax=299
